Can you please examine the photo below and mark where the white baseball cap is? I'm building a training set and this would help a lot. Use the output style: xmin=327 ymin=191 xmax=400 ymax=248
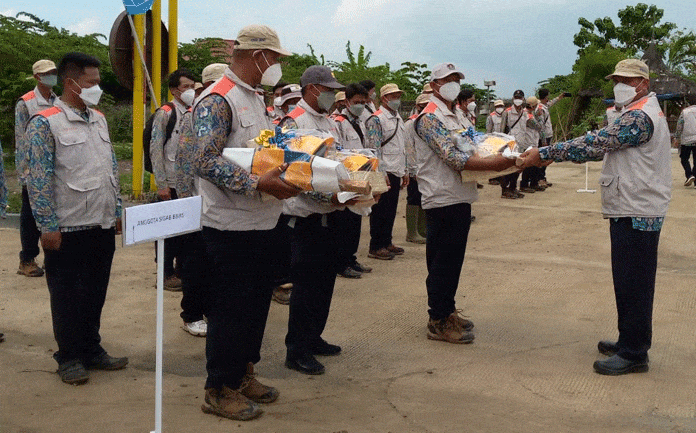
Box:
xmin=430 ymin=63 xmax=465 ymax=81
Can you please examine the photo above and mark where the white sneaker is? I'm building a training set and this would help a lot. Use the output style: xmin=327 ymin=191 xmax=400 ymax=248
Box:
xmin=684 ymin=176 xmax=695 ymax=186
xmin=183 ymin=320 xmax=207 ymax=337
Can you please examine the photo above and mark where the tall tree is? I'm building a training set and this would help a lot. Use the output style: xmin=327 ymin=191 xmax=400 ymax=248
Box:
xmin=573 ymin=3 xmax=676 ymax=55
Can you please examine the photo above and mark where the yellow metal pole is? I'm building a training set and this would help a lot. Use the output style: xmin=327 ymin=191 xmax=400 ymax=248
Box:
xmin=152 ymin=0 xmax=162 ymax=112
xmin=168 ymin=0 xmax=178 ymax=100
xmin=132 ymin=13 xmax=146 ymax=198
xmin=150 ymin=0 xmax=162 ymax=192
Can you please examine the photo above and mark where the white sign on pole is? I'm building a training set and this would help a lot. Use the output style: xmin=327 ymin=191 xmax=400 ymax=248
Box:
xmin=122 ymin=196 xmax=202 ymax=246
xmin=121 ymin=195 xmax=202 ymax=433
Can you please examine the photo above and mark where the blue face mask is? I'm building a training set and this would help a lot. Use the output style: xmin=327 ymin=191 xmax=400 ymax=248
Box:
xmin=39 ymin=74 xmax=58 ymax=87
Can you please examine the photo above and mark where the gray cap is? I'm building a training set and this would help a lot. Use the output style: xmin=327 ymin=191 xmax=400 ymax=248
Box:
xmin=300 ymin=65 xmax=344 ymax=89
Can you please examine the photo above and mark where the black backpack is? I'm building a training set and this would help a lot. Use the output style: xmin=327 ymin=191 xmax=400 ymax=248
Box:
xmin=143 ymin=102 xmax=177 ymax=173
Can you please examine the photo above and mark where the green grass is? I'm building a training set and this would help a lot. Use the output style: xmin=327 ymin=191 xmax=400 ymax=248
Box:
xmin=6 ymin=190 xmax=21 ymax=213
xmin=113 ymin=141 xmax=134 ymax=161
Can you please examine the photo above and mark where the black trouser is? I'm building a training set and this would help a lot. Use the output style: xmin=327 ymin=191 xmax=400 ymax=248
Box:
xmin=679 ymin=145 xmax=696 ymax=179
xmin=155 ymin=188 xmax=182 ymax=277
xmin=274 ymin=214 xmax=292 ymax=287
xmin=178 ymin=231 xmax=208 ymax=323
xmin=406 ymin=176 xmax=422 ymax=206
xmin=425 ymin=203 xmax=471 ymax=321
xmin=44 ymin=228 xmax=115 ymax=365
xmin=610 ymin=218 xmax=661 ymax=362
xmin=202 ymin=226 xmax=279 ymax=390
xmin=19 ymin=185 xmax=41 ymax=263
xmin=369 ymin=172 xmax=400 ymax=251
xmin=500 ymin=172 xmax=520 ymax=191
xmin=286 ymin=213 xmax=340 ymax=359
xmin=330 ymin=209 xmax=362 ymax=270
xmin=520 ymin=166 xmax=542 ymax=188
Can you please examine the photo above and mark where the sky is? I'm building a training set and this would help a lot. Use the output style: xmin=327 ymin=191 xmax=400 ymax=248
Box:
xmin=2 ymin=0 xmax=693 ymax=98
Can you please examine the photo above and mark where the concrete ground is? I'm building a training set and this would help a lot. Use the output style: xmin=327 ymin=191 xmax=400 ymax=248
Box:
xmin=1 ymin=156 xmax=695 ymax=433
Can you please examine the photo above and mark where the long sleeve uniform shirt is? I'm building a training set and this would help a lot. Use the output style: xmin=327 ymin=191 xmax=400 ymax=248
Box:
xmin=539 ymin=109 xmax=662 ymax=231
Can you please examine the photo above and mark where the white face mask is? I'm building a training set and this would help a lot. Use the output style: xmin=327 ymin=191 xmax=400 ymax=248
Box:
xmin=255 ymin=52 xmax=282 ymax=86
xmin=513 ymin=99 xmax=524 ymax=107
xmin=466 ymin=101 xmax=476 ymax=113
xmin=348 ymin=103 xmax=365 ymax=117
xmin=438 ymin=82 xmax=460 ymax=102
xmin=273 ymin=97 xmax=282 ymax=107
xmin=495 ymin=107 xmax=504 ymax=114
xmin=180 ymin=89 xmax=195 ymax=107
xmin=387 ymin=99 xmax=401 ymax=111
xmin=613 ymin=82 xmax=637 ymax=108
xmin=72 ymin=79 xmax=102 ymax=106
xmin=39 ymin=75 xmax=58 ymax=87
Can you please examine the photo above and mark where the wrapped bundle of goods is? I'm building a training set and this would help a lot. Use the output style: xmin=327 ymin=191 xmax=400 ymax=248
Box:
xmin=453 ymin=128 xmax=523 ymax=182
xmin=331 ymin=149 xmax=389 ymax=195
xmin=225 ymin=128 xmax=370 ymax=195
xmin=248 ymin=128 xmax=334 ymax=157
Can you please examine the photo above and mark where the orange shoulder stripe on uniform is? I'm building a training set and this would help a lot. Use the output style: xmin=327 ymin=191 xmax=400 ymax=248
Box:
xmin=372 ymin=109 xmax=383 ymax=117
xmin=627 ymin=98 xmax=650 ymax=112
xmin=267 ymin=106 xmax=274 ymax=113
xmin=21 ymin=90 xmax=36 ymax=102
xmin=408 ymin=113 xmax=418 ymax=120
xmin=272 ymin=118 xmax=280 ymax=125
xmin=37 ymin=106 xmax=61 ymax=118
xmin=210 ymin=76 xmax=236 ymax=96
xmin=334 ymin=114 xmax=347 ymax=122
xmin=287 ymin=106 xmax=306 ymax=119
xmin=161 ymin=104 xmax=173 ymax=113
xmin=422 ymin=101 xmax=437 ymax=114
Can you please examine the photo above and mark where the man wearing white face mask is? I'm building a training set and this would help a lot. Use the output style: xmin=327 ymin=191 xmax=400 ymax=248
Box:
xmin=333 ymin=83 xmax=372 ymax=279
xmin=191 ymin=24 xmax=299 ymax=420
xmin=149 ymin=68 xmax=197 ymax=290
xmin=414 ymin=63 xmax=517 ymax=344
xmin=25 ymin=52 xmax=127 ymax=385
xmin=365 ymin=83 xmax=409 ymax=260
xmin=455 ymin=89 xmax=477 ymax=129
xmin=521 ymin=59 xmax=671 ymax=376
xmin=486 ymin=100 xmax=505 ymax=133
xmin=279 ymin=65 xmax=351 ymax=376
xmin=15 ymin=59 xmax=58 ymax=278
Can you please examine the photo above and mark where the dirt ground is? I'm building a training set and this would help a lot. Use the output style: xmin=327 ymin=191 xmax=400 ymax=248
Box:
xmin=1 ymin=155 xmax=695 ymax=433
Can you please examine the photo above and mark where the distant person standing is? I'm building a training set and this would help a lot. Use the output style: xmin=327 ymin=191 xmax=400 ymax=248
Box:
xmin=365 ymin=83 xmax=409 ymax=260
xmin=333 ymin=83 xmax=373 ymax=279
xmin=486 ymin=100 xmax=505 ymax=133
xmin=536 ymin=89 xmax=566 ymax=188
xmin=149 ymin=68 xmax=197 ymax=291
xmin=403 ymin=93 xmax=430 ymax=244
xmin=25 ymin=52 xmax=128 ymax=385
xmin=15 ymin=59 xmax=58 ymax=278
xmin=675 ymin=102 xmax=696 ymax=187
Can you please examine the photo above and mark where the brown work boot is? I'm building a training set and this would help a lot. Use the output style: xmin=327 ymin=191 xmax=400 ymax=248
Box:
xmin=163 ymin=275 xmax=182 ymax=292
xmin=239 ymin=363 xmax=279 ymax=404
xmin=368 ymin=247 xmax=395 ymax=260
xmin=18 ymin=260 xmax=44 ymax=277
xmin=272 ymin=286 xmax=291 ymax=305
xmin=450 ymin=310 xmax=475 ymax=332
xmin=427 ymin=316 xmax=475 ymax=344
xmin=201 ymin=386 xmax=263 ymax=421
xmin=501 ymin=190 xmax=516 ymax=199
xmin=387 ymin=244 xmax=405 ymax=255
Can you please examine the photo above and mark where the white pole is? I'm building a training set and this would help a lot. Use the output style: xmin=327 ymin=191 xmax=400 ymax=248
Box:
xmin=577 ymin=162 xmax=596 ymax=193
xmin=153 ymin=239 xmax=165 ymax=433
